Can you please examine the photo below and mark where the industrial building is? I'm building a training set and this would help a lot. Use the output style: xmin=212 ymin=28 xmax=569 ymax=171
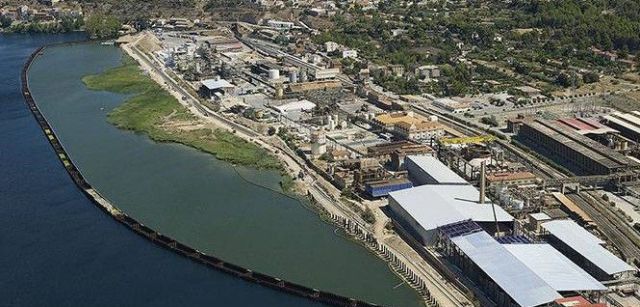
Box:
xmin=388 ymin=184 xmax=514 ymax=245
xmin=438 ymin=221 xmax=607 ymax=307
xmin=200 ymin=77 xmax=235 ymax=99
xmin=439 ymin=224 xmax=563 ymax=307
xmin=432 ymin=97 xmax=471 ymax=114
xmin=404 ymin=155 xmax=468 ymax=185
xmin=270 ymin=99 xmax=316 ymax=114
xmin=541 ymin=219 xmax=635 ymax=280
xmin=516 ymin=119 xmax=638 ymax=175
xmin=553 ymin=296 xmax=606 ymax=307
xmin=485 ymin=171 xmax=537 ymax=187
xmin=603 ymin=111 xmax=640 ymax=142
xmin=371 ymin=111 xmax=444 ymax=142
xmin=503 ymin=244 xmax=606 ymax=293
xmin=364 ymin=178 xmax=413 ymax=197
xmin=555 ymin=118 xmax=617 ymax=136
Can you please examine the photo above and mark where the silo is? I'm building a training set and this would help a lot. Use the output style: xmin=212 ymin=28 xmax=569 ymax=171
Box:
xmin=289 ymin=69 xmax=298 ymax=83
xmin=268 ymin=69 xmax=280 ymax=80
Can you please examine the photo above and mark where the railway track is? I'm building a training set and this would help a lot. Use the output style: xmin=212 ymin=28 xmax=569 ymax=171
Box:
xmin=567 ymin=193 xmax=640 ymax=263
xmin=410 ymin=105 xmax=566 ymax=180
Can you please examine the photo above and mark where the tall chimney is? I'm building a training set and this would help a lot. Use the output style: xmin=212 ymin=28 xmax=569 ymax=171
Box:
xmin=480 ymin=161 xmax=486 ymax=204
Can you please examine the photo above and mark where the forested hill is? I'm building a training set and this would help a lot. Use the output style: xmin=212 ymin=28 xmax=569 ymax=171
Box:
xmin=77 ymin=0 xmax=263 ymax=22
xmin=507 ymin=0 xmax=640 ymax=52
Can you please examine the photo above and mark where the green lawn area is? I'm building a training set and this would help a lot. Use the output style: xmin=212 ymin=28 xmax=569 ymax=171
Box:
xmin=82 ymin=56 xmax=282 ymax=170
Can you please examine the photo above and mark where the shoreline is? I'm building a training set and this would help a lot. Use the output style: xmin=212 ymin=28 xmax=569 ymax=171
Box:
xmin=119 ymin=32 xmax=458 ymax=307
xmin=21 ymin=44 xmax=381 ymax=307
xmin=81 ymin=52 xmax=302 ymax=195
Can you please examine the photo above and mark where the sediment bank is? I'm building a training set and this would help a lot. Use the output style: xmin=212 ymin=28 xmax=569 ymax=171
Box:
xmin=21 ymin=45 xmax=380 ymax=307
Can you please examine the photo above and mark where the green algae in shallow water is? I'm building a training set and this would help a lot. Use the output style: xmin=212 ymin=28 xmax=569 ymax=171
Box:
xmin=82 ymin=56 xmax=282 ymax=170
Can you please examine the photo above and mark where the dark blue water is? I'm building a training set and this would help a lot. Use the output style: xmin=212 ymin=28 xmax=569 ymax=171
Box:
xmin=0 ymin=33 xmax=325 ymax=307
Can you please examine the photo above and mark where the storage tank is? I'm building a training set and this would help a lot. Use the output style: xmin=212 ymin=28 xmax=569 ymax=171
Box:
xmin=268 ymin=69 xmax=280 ymax=80
xmin=327 ymin=119 xmax=336 ymax=130
xmin=512 ymin=200 xmax=525 ymax=210
xmin=310 ymin=130 xmax=327 ymax=157
xmin=289 ymin=69 xmax=298 ymax=83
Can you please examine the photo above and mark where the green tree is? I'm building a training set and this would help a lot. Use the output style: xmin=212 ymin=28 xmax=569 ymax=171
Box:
xmin=0 ymin=15 xmax=12 ymax=28
xmin=582 ymin=72 xmax=599 ymax=84
xmin=85 ymin=13 xmax=121 ymax=39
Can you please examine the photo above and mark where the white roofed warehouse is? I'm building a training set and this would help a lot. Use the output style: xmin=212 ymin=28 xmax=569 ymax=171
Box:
xmin=437 ymin=221 xmax=608 ymax=307
xmin=387 ymin=184 xmax=513 ymax=245
xmin=541 ymin=219 xmax=635 ymax=280
xmin=404 ymin=155 xmax=468 ymax=186
xmin=440 ymin=224 xmax=562 ymax=307
xmin=199 ymin=77 xmax=235 ymax=99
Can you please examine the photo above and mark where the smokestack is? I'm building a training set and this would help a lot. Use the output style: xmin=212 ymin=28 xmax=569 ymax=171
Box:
xmin=480 ymin=161 xmax=486 ymax=204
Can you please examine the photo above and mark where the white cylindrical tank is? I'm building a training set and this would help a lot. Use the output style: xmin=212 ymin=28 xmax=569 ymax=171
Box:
xmin=268 ymin=69 xmax=280 ymax=80
xmin=328 ymin=119 xmax=336 ymax=130
xmin=289 ymin=69 xmax=298 ymax=83
xmin=512 ymin=200 xmax=525 ymax=210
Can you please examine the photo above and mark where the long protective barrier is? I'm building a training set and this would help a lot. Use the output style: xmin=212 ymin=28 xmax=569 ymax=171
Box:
xmin=21 ymin=44 xmax=380 ymax=307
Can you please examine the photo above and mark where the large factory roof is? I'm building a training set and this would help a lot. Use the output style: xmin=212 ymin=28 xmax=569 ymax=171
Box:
xmin=524 ymin=120 xmax=634 ymax=170
xmin=201 ymin=78 xmax=235 ymax=90
xmin=542 ymin=220 xmax=635 ymax=275
xmin=451 ymin=232 xmax=562 ymax=307
xmin=556 ymin=118 xmax=617 ymax=135
xmin=405 ymin=155 xmax=468 ymax=185
xmin=272 ymin=99 xmax=316 ymax=114
xmin=388 ymin=184 xmax=513 ymax=231
xmin=604 ymin=112 xmax=640 ymax=135
xmin=504 ymin=244 xmax=607 ymax=292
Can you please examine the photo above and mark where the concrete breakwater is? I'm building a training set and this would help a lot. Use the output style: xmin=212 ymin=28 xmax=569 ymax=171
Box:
xmin=21 ymin=45 xmax=379 ymax=307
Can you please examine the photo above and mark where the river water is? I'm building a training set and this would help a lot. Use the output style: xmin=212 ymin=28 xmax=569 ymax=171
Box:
xmin=1 ymin=33 xmax=329 ymax=307
xmin=13 ymin=35 xmax=422 ymax=306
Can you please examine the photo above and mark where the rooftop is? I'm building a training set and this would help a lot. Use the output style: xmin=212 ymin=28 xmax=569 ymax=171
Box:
xmin=395 ymin=120 xmax=442 ymax=131
xmin=604 ymin=111 xmax=640 ymax=135
xmin=373 ymin=112 xmax=424 ymax=126
xmin=366 ymin=178 xmax=413 ymax=188
xmin=504 ymin=244 xmax=607 ymax=292
xmin=405 ymin=155 xmax=468 ymax=185
xmin=201 ymin=78 xmax=234 ymax=90
xmin=388 ymin=184 xmax=513 ymax=231
xmin=523 ymin=120 xmax=635 ymax=170
xmin=272 ymin=99 xmax=316 ymax=113
xmin=556 ymin=118 xmax=617 ymax=135
xmin=529 ymin=212 xmax=551 ymax=221
xmin=451 ymin=231 xmax=562 ymax=307
xmin=555 ymin=296 xmax=606 ymax=307
xmin=485 ymin=171 xmax=537 ymax=182
xmin=542 ymin=219 xmax=635 ymax=275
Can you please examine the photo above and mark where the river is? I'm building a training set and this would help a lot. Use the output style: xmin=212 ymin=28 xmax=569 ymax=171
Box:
xmin=1 ymin=33 xmax=331 ymax=307
xmin=16 ymin=36 xmax=422 ymax=306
